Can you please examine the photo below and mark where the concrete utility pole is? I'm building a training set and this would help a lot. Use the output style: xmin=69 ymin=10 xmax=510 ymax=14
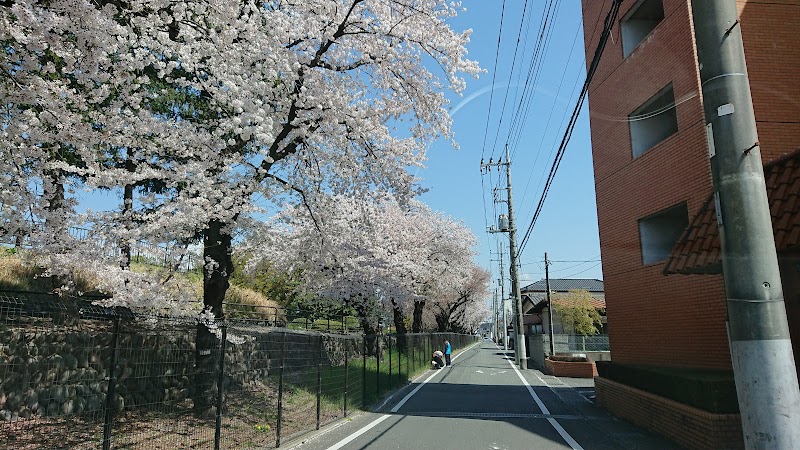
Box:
xmin=504 ymin=145 xmax=527 ymax=369
xmin=692 ymin=2 xmax=800 ymax=447
xmin=481 ymin=146 xmax=527 ymax=368
xmin=489 ymin=249 xmax=507 ymax=348
xmin=545 ymin=253 xmax=555 ymax=356
xmin=497 ymin=244 xmax=508 ymax=351
xmin=493 ymin=287 xmax=498 ymax=342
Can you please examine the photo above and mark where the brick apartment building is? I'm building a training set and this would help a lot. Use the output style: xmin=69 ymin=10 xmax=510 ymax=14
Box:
xmin=580 ymin=0 xmax=800 ymax=448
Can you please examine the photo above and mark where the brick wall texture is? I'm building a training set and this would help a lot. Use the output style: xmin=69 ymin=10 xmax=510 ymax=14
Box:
xmin=580 ymin=0 xmax=800 ymax=370
xmin=596 ymin=376 xmax=744 ymax=449
xmin=544 ymin=358 xmax=598 ymax=378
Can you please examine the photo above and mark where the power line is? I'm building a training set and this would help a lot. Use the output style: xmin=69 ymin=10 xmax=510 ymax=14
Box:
xmin=487 ymin=0 xmax=532 ymax=163
xmin=480 ymin=0 xmax=507 ymax=161
xmin=519 ymin=0 xmax=609 ymax=232
xmin=507 ymin=0 xmax=562 ymax=160
xmin=518 ymin=17 xmax=583 ymax=209
xmin=518 ymin=0 xmax=623 ymax=255
xmin=549 ymin=260 xmax=601 ymax=273
xmin=561 ymin=262 xmax=602 ymax=278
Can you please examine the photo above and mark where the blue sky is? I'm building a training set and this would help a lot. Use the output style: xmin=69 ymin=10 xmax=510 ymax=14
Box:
xmin=418 ymin=0 xmax=603 ymax=288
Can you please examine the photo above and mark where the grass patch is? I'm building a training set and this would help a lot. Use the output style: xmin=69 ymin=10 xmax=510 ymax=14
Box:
xmin=287 ymin=316 xmax=361 ymax=333
xmin=0 ymin=253 xmax=97 ymax=293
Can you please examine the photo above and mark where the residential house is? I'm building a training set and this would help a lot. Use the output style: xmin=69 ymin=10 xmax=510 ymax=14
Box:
xmin=520 ymin=278 xmax=606 ymax=335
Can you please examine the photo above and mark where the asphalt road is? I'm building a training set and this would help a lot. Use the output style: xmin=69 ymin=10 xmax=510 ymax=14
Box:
xmin=285 ymin=340 xmax=678 ymax=450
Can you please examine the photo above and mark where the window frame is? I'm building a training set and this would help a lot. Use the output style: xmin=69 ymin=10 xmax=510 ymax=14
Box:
xmin=629 ymin=83 xmax=679 ymax=159
xmin=639 ymin=202 xmax=689 ymax=266
xmin=620 ymin=0 xmax=666 ymax=58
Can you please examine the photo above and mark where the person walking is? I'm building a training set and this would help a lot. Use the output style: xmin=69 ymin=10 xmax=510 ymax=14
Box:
xmin=444 ymin=339 xmax=452 ymax=367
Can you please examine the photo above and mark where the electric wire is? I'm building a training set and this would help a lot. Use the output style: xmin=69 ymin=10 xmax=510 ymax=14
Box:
xmin=518 ymin=0 xmax=609 ymax=229
xmin=507 ymin=0 xmax=563 ymax=161
xmin=480 ymin=0 xmax=507 ymax=162
xmin=518 ymin=0 xmax=623 ymax=255
xmin=561 ymin=262 xmax=602 ymax=278
xmin=518 ymin=17 xmax=583 ymax=208
xmin=504 ymin=0 xmax=557 ymax=155
xmin=487 ymin=0 xmax=532 ymax=163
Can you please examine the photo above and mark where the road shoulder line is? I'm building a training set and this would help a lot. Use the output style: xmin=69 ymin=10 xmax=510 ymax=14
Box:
xmin=499 ymin=344 xmax=585 ymax=450
xmin=325 ymin=341 xmax=480 ymax=449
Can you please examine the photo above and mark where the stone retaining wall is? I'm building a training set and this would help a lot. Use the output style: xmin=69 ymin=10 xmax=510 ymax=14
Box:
xmin=0 ymin=321 xmax=354 ymax=422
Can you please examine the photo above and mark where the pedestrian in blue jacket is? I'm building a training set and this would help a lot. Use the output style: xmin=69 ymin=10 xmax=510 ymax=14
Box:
xmin=444 ymin=340 xmax=452 ymax=367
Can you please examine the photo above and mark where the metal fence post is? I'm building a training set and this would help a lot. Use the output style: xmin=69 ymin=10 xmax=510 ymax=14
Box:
xmin=362 ymin=335 xmax=367 ymax=408
xmin=398 ymin=338 xmax=402 ymax=382
xmin=344 ymin=338 xmax=349 ymax=417
xmin=316 ymin=335 xmax=322 ymax=430
xmin=388 ymin=335 xmax=393 ymax=387
xmin=427 ymin=334 xmax=430 ymax=366
xmin=276 ymin=332 xmax=286 ymax=448
xmin=411 ymin=335 xmax=415 ymax=374
xmin=376 ymin=335 xmax=381 ymax=399
xmin=214 ymin=325 xmax=228 ymax=450
xmin=397 ymin=335 xmax=408 ymax=383
xmin=102 ymin=317 xmax=121 ymax=450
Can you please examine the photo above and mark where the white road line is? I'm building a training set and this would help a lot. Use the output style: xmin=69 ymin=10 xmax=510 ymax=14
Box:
xmin=326 ymin=415 xmax=391 ymax=450
xmin=499 ymin=345 xmax=585 ymax=450
xmin=325 ymin=342 xmax=479 ymax=450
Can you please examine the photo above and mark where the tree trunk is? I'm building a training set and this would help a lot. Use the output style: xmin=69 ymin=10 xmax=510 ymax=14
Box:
xmin=202 ymin=218 xmax=232 ymax=318
xmin=411 ymin=300 xmax=425 ymax=333
xmin=44 ymin=169 xmax=65 ymax=294
xmin=390 ymin=299 xmax=407 ymax=353
xmin=350 ymin=295 xmax=379 ymax=356
xmin=120 ymin=159 xmax=135 ymax=271
xmin=435 ymin=311 xmax=448 ymax=332
xmin=193 ymin=218 xmax=233 ymax=416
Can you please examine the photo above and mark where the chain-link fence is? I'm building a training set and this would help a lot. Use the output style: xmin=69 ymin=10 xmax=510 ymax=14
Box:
xmin=0 ymin=290 xmax=476 ymax=449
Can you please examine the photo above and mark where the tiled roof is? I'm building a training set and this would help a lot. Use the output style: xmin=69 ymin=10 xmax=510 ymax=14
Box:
xmin=521 ymin=278 xmax=604 ymax=293
xmin=664 ymin=149 xmax=800 ymax=275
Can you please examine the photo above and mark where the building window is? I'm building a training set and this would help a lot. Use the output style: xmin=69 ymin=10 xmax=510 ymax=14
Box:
xmin=621 ymin=0 xmax=665 ymax=57
xmin=639 ymin=202 xmax=688 ymax=265
xmin=629 ymin=84 xmax=678 ymax=158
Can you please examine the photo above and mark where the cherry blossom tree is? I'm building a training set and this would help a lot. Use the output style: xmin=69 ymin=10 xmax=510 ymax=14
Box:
xmin=1 ymin=0 xmax=481 ymax=313
xmin=244 ymin=193 xmax=486 ymax=337
xmin=2 ymin=0 xmax=482 ymax=414
xmin=431 ymin=265 xmax=490 ymax=333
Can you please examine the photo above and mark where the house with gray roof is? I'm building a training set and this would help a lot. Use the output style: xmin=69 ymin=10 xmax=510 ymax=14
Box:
xmin=520 ymin=278 xmax=606 ymax=335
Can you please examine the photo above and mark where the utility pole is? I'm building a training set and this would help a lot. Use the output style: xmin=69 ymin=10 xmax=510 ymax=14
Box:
xmin=498 ymin=244 xmax=508 ymax=351
xmin=493 ymin=287 xmax=498 ymax=343
xmin=481 ymin=145 xmax=527 ymax=369
xmin=692 ymin=2 xmax=800 ymax=447
xmin=545 ymin=253 xmax=555 ymax=356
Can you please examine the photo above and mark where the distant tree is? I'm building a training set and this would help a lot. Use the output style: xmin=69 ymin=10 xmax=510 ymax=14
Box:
xmin=553 ymin=289 xmax=602 ymax=336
